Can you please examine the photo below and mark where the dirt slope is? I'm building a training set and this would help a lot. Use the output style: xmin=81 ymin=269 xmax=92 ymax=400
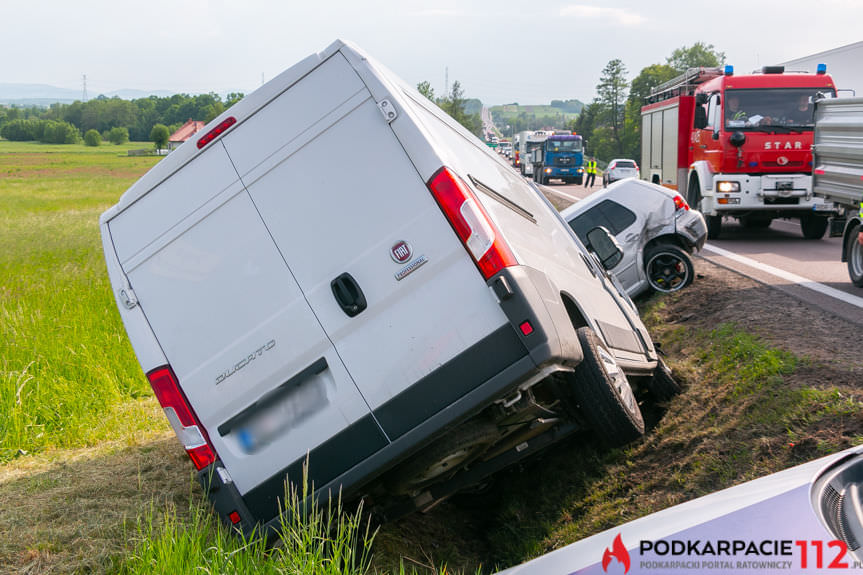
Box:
xmin=371 ymin=256 xmax=863 ymax=572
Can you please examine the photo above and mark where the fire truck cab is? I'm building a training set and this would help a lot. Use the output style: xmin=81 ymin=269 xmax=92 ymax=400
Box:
xmin=641 ymin=65 xmax=837 ymax=239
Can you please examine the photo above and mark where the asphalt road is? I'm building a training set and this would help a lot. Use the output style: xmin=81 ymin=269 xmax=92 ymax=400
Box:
xmin=528 ymin=174 xmax=863 ymax=325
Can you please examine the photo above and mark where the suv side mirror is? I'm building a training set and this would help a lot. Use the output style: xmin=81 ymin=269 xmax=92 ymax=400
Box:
xmin=586 ymin=226 xmax=623 ymax=270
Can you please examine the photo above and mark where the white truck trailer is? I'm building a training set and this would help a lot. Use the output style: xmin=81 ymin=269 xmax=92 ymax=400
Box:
xmin=812 ymin=96 xmax=863 ymax=286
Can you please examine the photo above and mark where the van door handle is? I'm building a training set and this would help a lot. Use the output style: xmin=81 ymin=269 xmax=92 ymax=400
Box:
xmin=331 ymin=273 xmax=367 ymax=317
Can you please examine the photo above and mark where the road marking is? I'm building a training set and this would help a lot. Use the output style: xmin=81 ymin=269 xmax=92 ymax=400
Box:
xmin=703 ymin=243 xmax=863 ymax=310
xmin=541 ymin=186 xmax=583 ymax=203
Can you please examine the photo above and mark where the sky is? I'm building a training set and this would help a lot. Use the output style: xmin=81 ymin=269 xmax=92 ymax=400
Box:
xmin=4 ymin=0 xmax=862 ymax=106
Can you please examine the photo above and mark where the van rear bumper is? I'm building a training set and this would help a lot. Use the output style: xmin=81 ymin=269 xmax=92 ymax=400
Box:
xmin=199 ymin=265 xmax=581 ymax=536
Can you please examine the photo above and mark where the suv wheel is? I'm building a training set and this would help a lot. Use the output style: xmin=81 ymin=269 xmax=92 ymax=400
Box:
xmin=564 ymin=327 xmax=644 ymax=446
xmin=644 ymin=244 xmax=694 ymax=293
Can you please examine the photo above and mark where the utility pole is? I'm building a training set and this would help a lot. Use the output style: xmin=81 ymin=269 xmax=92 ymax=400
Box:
xmin=261 ymin=72 xmax=265 ymax=86
xmin=445 ymin=67 xmax=449 ymax=96
xmin=82 ymin=74 xmax=88 ymax=102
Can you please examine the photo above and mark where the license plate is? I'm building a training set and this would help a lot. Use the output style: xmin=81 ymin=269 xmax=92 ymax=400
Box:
xmin=814 ymin=203 xmax=835 ymax=212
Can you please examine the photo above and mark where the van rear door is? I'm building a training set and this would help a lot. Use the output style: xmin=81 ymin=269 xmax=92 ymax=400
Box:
xmin=107 ymin=141 xmax=386 ymax=497
xmin=221 ymin=51 xmax=513 ymax=440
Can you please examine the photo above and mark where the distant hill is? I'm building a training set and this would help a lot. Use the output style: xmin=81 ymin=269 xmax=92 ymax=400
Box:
xmin=489 ymin=99 xmax=585 ymax=132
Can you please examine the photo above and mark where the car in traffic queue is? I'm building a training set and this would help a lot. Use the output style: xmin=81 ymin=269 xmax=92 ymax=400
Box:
xmin=603 ymin=158 xmax=640 ymax=187
xmin=561 ymin=179 xmax=707 ymax=297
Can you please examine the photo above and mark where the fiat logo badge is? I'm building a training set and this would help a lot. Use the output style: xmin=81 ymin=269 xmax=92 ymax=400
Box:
xmin=777 ymin=156 xmax=789 ymax=166
xmin=391 ymin=241 xmax=412 ymax=263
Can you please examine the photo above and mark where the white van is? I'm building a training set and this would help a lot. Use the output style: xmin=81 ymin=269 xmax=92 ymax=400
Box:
xmin=100 ymin=40 xmax=674 ymax=534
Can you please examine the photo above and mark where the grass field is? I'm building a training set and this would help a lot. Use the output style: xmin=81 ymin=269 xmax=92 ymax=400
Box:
xmin=1 ymin=140 xmax=861 ymax=574
xmin=0 ymin=141 xmax=165 ymax=463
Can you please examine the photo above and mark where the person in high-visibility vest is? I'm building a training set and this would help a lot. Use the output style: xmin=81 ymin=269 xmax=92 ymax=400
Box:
xmin=858 ymin=201 xmax=863 ymax=247
xmin=584 ymin=157 xmax=597 ymax=188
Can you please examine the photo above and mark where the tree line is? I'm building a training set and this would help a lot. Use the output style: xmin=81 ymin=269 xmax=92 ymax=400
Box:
xmin=416 ymin=80 xmax=483 ymax=137
xmin=0 ymin=92 xmax=244 ymax=144
xmin=572 ymin=42 xmax=725 ymax=163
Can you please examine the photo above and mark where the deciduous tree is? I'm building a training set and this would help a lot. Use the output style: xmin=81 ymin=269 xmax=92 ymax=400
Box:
xmin=150 ymin=124 xmax=169 ymax=151
xmin=84 ymin=129 xmax=101 ymax=146
xmin=667 ymin=42 xmax=726 ymax=73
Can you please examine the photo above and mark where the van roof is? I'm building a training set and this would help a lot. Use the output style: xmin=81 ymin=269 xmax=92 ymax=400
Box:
xmin=101 ymin=40 xmax=353 ymax=224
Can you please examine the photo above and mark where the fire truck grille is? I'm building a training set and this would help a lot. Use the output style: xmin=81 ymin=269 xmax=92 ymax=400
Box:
xmin=763 ymin=160 xmax=805 ymax=168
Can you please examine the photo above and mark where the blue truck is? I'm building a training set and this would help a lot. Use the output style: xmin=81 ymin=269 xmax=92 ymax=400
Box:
xmin=531 ymin=133 xmax=584 ymax=185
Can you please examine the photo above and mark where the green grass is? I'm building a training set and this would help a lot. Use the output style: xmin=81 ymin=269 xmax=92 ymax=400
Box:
xmin=0 ymin=140 xmax=164 ymax=461
xmin=474 ymin=308 xmax=863 ymax=567
xmin=119 ymin=467 xmax=377 ymax=575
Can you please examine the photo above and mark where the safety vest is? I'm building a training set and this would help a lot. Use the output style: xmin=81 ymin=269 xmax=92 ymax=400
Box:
xmin=859 ymin=201 xmax=862 ymax=218
xmin=587 ymin=160 xmax=597 ymax=175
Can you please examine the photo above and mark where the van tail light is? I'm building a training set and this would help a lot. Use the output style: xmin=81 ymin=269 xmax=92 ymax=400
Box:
xmin=427 ymin=166 xmax=517 ymax=280
xmin=146 ymin=366 xmax=216 ymax=470
xmin=673 ymin=195 xmax=690 ymax=211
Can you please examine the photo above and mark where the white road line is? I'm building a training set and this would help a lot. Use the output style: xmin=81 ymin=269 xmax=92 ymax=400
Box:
xmin=541 ymin=187 xmax=583 ymax=203
xmin=703 ymin=243 xmax=863 ymax=309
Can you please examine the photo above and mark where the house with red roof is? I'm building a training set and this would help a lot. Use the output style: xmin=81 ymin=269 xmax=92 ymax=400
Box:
xmin=168 ymin=119 xmax=206 ymax=150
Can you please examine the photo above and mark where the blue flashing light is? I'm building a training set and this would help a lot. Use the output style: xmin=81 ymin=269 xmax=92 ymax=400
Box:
xmin=816 ymin=63 xmax=827 ymax=75
xmin=724 ymin=65 xmax=734 ymax=76
xmin=749 ymin=161 xmax=758 ymax=168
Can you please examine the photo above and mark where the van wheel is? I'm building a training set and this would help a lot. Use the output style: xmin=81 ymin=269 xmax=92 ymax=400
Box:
xmin=565 ymin=327 xmax=644 ymax=446
xmin=801 ymin=215 xmax=828 ymax=239
xmin=644 ymin=244 xmax=694 ymax=293
xmin=646 ymin=357 xmax=681 ymax=401
xmin=847 ymin=222 xmax=863 ymax=287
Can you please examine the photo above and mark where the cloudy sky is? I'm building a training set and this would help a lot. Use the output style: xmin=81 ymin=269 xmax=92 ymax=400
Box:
xmin=4 ymin=0 xmax=861 ymax=105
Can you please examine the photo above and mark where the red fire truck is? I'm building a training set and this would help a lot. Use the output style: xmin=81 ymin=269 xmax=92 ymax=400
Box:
xmin=641 ymin=65 xmax=838 ymax=239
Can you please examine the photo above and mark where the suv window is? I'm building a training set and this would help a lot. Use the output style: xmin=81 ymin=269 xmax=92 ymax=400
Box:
xmin=568 ymin=200 xmax=637 ymax=244
xmin=613 ymin=160 xmax=636 ymax=169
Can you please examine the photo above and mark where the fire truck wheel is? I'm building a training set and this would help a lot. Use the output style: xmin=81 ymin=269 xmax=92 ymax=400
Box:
xmin=706 ymin=215 xmax=722 ymax=239
xmin=741 ymin=216 xmax=772 ymax=229
xmin=800 ymin=215 xmax=828 ymax=240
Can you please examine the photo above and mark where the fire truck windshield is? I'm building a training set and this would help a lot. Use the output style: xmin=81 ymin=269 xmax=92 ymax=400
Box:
xmin=723 ymin=88 xmax=836 ymax=130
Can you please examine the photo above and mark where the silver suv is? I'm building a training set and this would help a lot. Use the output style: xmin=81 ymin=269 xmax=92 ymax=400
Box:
xmin=562 ymin=179 xmax=707 ymax=297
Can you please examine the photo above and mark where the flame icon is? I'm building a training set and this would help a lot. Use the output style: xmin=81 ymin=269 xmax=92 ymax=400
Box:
xmin=602 ymin=533 xmax=630 ymax=573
